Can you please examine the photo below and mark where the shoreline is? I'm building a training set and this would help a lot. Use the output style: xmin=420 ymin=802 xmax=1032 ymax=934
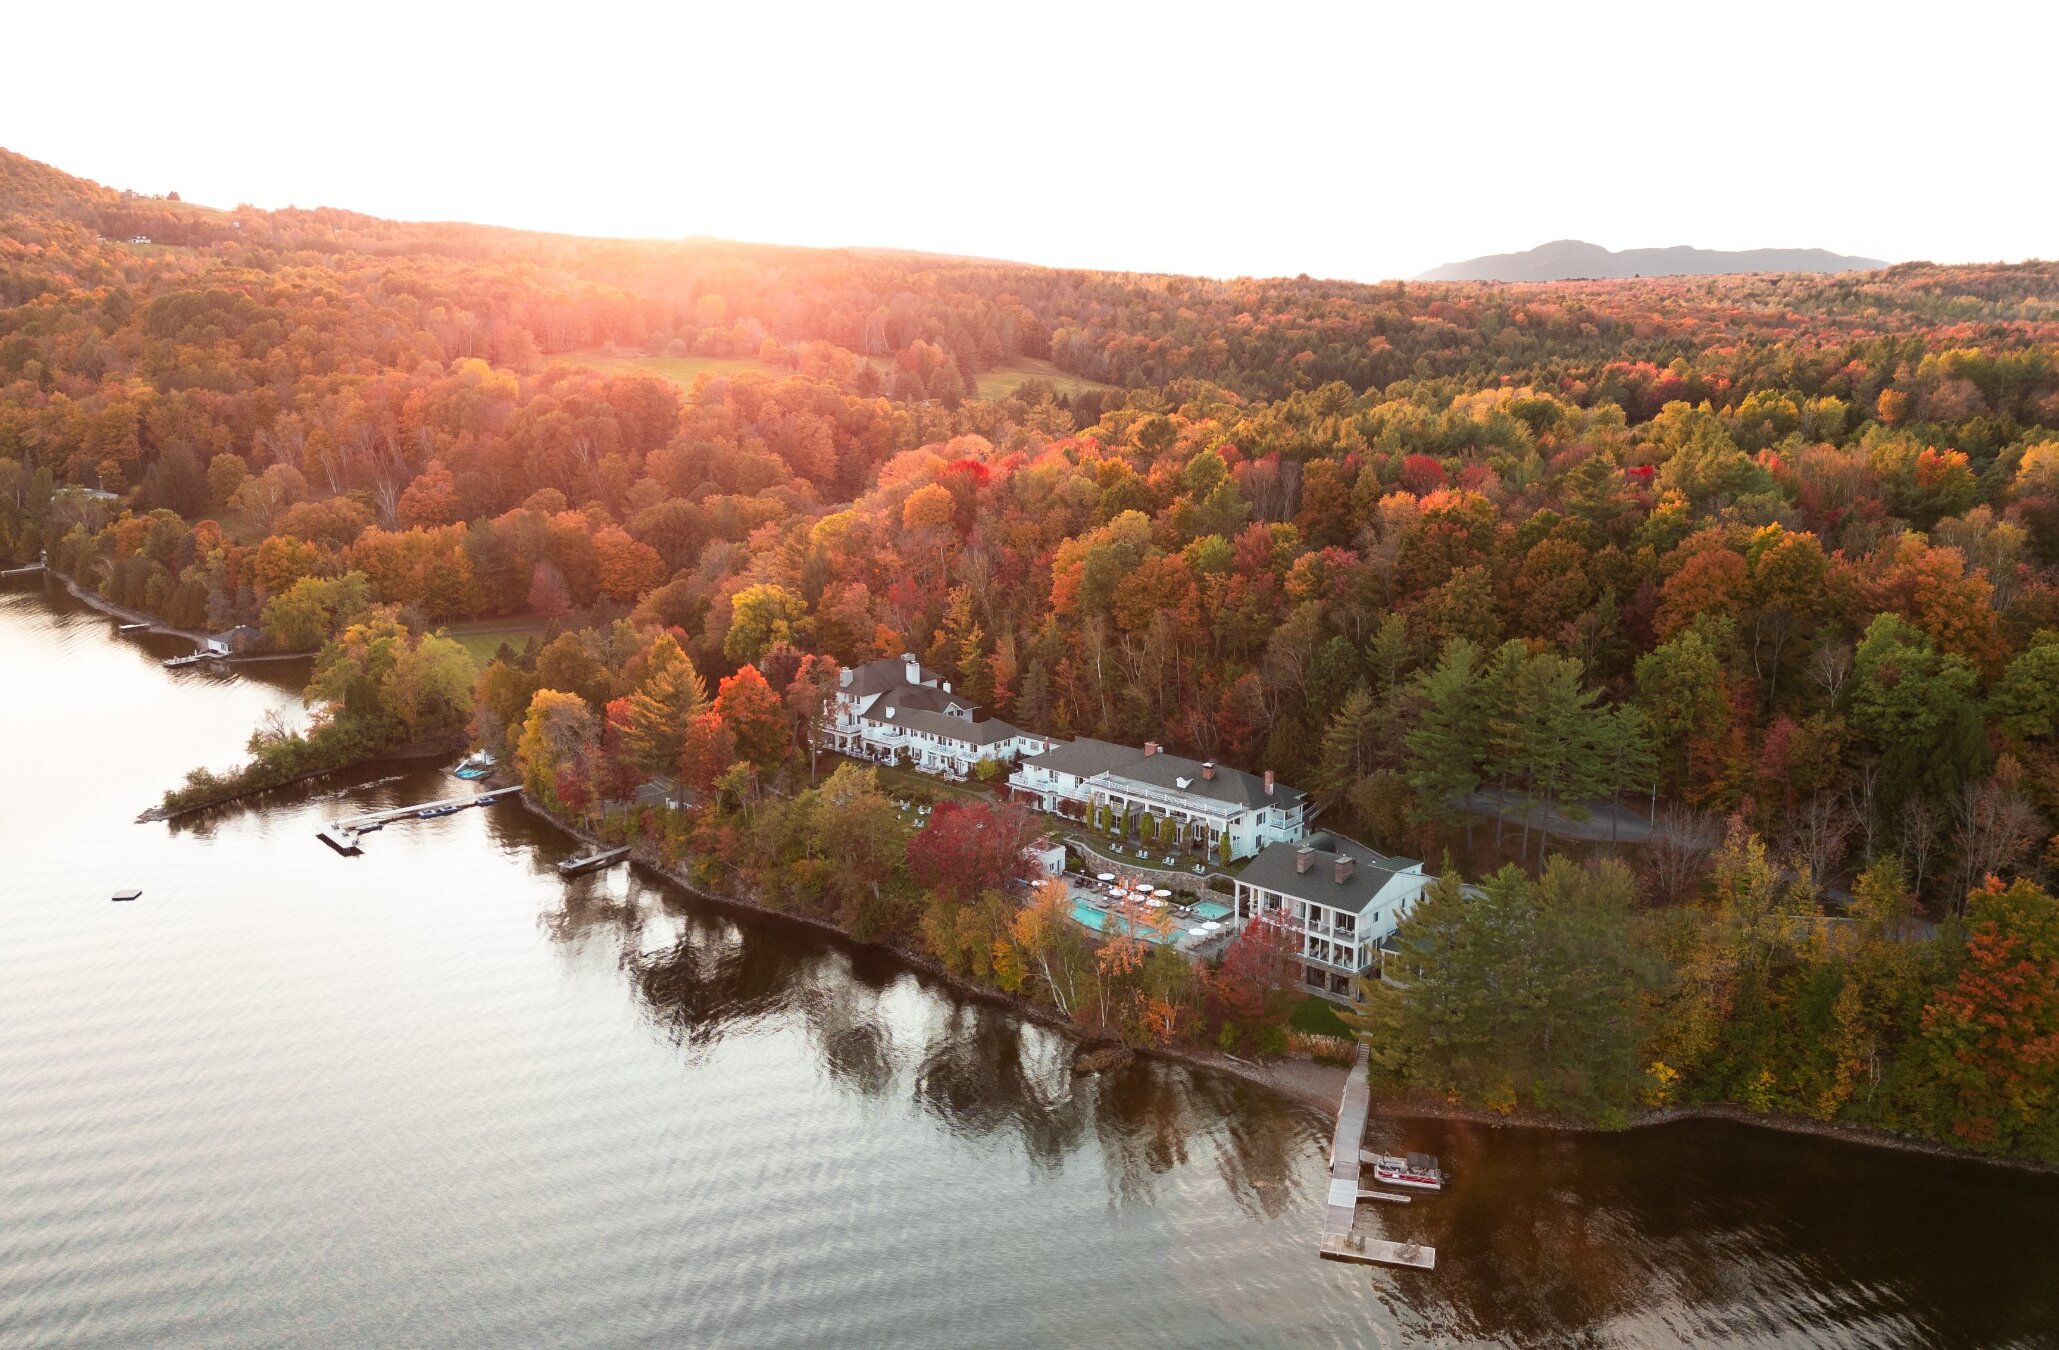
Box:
xmin=36 ymin=566 xmax=211 ymax=644
xmin=29 ymin=567 xmax=313 ymax=663
xmin=139 ymin=745 xmax=460 ymax=823
xmin=515 ymin=798 xmax=2059 ymax=1174
xmin=513 ymin=795 xmax=1351 ymax=1115
xmin=1363 ymin=1091 xmax=2059 ymax=1177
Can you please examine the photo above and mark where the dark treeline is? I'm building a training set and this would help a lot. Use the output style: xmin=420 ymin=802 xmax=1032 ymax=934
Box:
xmin=5 ymin=147 xmax=2055 ymax=1160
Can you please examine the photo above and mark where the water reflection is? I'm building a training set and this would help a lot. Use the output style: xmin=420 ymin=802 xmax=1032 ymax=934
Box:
xmin=9 ymin=584 xmax=2059 ymax=1350
xmin=615 ymin=884 xmax=1325 ymax=1212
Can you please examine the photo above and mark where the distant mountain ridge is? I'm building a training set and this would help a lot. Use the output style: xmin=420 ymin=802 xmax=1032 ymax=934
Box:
xmin=1419 ymin=239 xmax=1887 ymax=282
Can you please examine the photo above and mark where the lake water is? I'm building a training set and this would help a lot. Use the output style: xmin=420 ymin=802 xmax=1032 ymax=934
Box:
xmin=4 ymin=580 xmax=2056 ymax=1348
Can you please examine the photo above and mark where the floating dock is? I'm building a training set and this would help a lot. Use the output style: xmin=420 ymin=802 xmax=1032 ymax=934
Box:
xmin=1321 ymin=1234 xmax=1436 ymax=1269
xmin=318 ymin=786 xmax=520 ymax=854
xmin=1317 ymin=1043 xmax=1437 ymax=1270
xmin=558 ymin=846 xmax=630 ymax=875
xmin=162 ymin=651 xmax=221 ymax=668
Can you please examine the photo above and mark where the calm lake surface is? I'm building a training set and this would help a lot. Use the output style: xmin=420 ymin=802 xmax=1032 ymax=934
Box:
xmin=4 ymin=581 xmax=2057 ymax=1349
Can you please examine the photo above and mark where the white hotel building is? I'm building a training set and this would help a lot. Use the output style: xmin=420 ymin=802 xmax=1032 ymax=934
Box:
xmin=1233 ymin=835 xmax=1433 ymax=1001
xmin=824 ymin=654 xmax=1058 ymax=778
xmin=1007 ymin=738 xmax=1309 ymax=862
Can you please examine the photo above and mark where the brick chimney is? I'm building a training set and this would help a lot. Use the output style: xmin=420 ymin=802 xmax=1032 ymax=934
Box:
xmin=1202 ymin=761 xmax=1216 ymax=780
xmin=1144 ymin=741 xmax=1159 ymax=757
xmin=1264 ymin=770 xmax=1275 ymax=796
xmin=1333 ymin=855 xmax=1355 ymax=885
xmin=1295 ymin=845 xmax=1314 ymax=875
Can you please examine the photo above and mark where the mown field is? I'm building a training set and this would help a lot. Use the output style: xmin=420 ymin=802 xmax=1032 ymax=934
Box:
xmin=437 ymin=617 xmax=556 ymax=666
xmin=547 ymin=347 xmax=1120 ymax=402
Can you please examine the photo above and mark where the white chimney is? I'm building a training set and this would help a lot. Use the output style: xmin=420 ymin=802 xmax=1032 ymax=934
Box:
xmin=902 ymin=652 xmax=921 ymax=685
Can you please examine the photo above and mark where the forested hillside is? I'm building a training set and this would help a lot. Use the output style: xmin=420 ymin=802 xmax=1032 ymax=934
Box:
xmin=5 ymin=148 xmax=2057 ymax=1158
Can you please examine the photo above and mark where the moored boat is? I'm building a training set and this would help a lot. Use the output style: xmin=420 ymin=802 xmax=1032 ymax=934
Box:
xmin=1369 ymin=1152 xmax=1444 ymax=1191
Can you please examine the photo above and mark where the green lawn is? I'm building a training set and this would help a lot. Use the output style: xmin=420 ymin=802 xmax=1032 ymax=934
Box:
xmin=545 ymin=346 xmax=1121 ymax=405
xmin=439 ymin=617 xmax=555 ymax=666
xmin=546 ymin=347 xmax=786 ymax=390
xmin=1288 ymin=995 xmax=1355 ymax=1039
xmin=972 ymin=356 xmax=1122 ymax=402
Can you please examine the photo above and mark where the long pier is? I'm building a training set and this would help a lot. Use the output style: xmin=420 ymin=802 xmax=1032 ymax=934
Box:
xmin=0 ymin=561 xmax=46 ymax=578
xmin=318 ymin=786 xmax=520 ymax=854
xmin=1318 ymin=1043 xmax=1436 ymax=1270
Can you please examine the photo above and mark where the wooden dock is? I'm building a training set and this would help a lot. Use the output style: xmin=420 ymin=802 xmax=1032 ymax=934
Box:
xmin=0 ymin=561 xmax=46 ymax=578
xmin=1320 ymin=1234 xmax=1436 ymax=1269
xmin=1317 ymin=1042 xmax=1436 ymax=1271
xmin=162 ymin=651 xmax=221 ymax=668
xmin=318 ymin=786 xmax=520 ymax=854
xmin=558 ymin=846 xmax=630 ymax=875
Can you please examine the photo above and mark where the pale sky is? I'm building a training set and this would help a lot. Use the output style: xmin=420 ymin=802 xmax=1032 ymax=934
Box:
xmin=5 ymin=0 xmax=2051 ymax=281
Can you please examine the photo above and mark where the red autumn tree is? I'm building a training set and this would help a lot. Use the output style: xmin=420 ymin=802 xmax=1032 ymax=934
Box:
xmin=677 ymin=710 xmax=736 ymax=792
xmin=712 ymin=664 xmax=789 ymax=769
xmin=905 ymin=800 xmax=1041 ymax=905
xmin=1210 ymin=915 xmax=1303 ymax=1021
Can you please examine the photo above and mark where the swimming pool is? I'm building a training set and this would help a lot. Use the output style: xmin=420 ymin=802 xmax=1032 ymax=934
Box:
xmin=1192 ymin=901 xmax=1233 ymax=922
xmin=1070 ymin=900 xmax=1183 ymax=944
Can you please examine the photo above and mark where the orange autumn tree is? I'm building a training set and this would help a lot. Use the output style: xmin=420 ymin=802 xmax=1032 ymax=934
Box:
xmin=1917 ymin=877 xmax=2059 ymax=1159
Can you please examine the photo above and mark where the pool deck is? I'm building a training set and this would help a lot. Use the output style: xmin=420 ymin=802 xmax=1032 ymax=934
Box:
xmin=1065 ymin=877 xmax=1233 ymax=954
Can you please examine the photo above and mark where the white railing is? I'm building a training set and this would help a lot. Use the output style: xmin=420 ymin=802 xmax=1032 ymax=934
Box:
xmin=1086 ymin=779 xmax=1233 ymax=826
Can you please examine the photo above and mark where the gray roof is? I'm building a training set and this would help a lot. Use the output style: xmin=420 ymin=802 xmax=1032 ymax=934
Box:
xmin=1019 ymin=738 xmax=1306 ymax=813
xmin=1237 ymin=840 xmax=1414 ymax=914
xmin=1018 ymin=737 xmax=1144 ymax=780
xmin=842 ymin=655 xmax=943 ymax=697
xmin=1108 ymin=750 xmax=1306 ymax=812
xmin=867 ymin=707 xmax=1024 ymax=747
xmin=875 ymin=684 xmax=970 ymax=718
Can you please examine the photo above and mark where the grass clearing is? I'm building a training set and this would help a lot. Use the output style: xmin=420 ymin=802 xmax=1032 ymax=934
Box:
xmin=972 ymin=356 xmax=1123 ymax=402
xmin=439 ymin=617 xmax=555 ymax=666
xmin=1289 ymin=995 xmax=1355 ymax=1039
xmin=546 ymin=348 xmax=787 ymax=391
xmin=546 ymin=346 xmax=1123 ymax=405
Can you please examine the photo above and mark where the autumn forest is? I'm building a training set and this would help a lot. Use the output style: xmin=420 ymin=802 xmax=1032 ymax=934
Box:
xmin=4 ymin=147 xmax=2057 ymax=1162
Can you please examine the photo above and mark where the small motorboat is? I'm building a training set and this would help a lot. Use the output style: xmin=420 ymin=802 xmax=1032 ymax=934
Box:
xmin=111 ymin=889 xmax=141 ymax=902
xmin=1369 ymin=1152 xmax=1444 ymax=1192
xmin=452 ymin=751 xmax=497 ymax=779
